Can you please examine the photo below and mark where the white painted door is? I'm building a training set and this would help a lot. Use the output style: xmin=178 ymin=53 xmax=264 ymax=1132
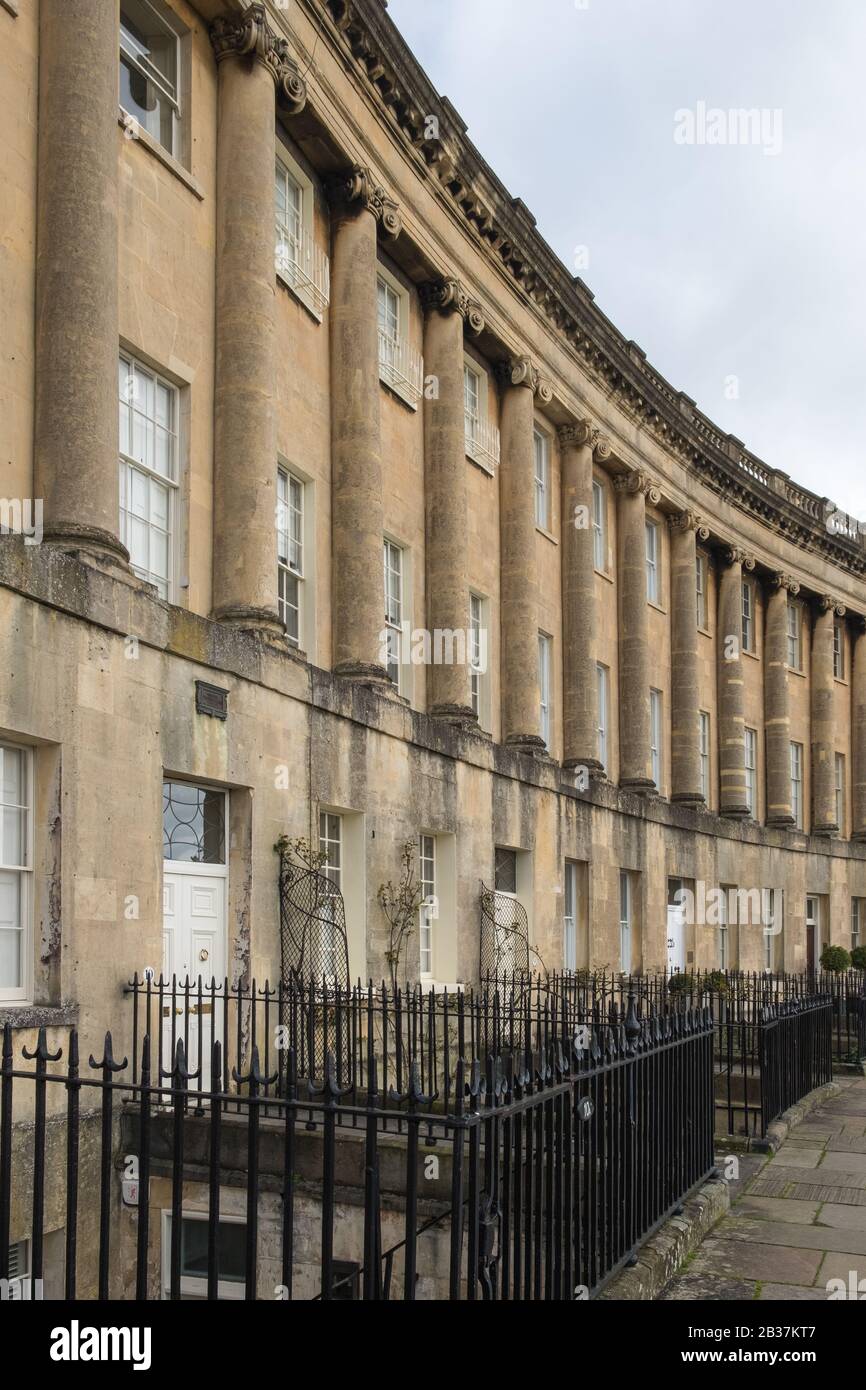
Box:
xmin=666 ymin=903 xmax=686 ymax=974
xmin=162 ymin=871 xmax=226 ymax=1075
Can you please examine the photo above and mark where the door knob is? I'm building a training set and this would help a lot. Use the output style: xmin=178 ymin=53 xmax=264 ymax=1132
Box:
xmin=199 ymin=948 xmax=209 ymax=962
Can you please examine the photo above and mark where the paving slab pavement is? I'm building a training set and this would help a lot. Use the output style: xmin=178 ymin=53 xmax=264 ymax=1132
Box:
xmin=662 ymin=1077 xmax=866 ymax=1301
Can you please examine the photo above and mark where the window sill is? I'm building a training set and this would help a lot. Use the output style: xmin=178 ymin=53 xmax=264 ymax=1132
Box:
xmin=834 ymin=677 xmax=849 ymax=688
xmin=276 ymin=268 xmax=325 ymax=323
xmin=118 ymin=109 xmax=204 ymax=201
xmin=535 ymin=525 xmax=558 ymax=546
xmin=743 ymin=648 xmax=761 ymax=662
xmin=466 ymin=450 xmax=497 ymax=478
xmin=0 ymin=1002 xmax=79 ymax=1029
xmin=594 ymin=567 xmax=614 ymax=584
xmin=788 ymin=665 xmax=807 ymax=679
xmin=698 ymin=625 xmax=713 ymax=639
xmin=379 ymin=372 xmax=420 ymax=412
xmin=1 ymin=1 xmax=19 ymax=17
xmin=647 ymin=600 xmax=667 ymax=616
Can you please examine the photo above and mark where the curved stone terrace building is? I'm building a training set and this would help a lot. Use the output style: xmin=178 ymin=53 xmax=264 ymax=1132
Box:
xmin=1 ymin=0 xmax=865 ymax=1066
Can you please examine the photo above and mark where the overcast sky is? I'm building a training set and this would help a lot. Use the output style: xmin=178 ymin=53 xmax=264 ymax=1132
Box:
xmin=387 ymin=0 xmax=866 ymax=520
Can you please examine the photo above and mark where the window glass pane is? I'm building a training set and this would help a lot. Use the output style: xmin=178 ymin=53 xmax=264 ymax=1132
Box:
xmin=180 ymin=1219 xmax=245 ymax=1283
xmin=163 ymin=783 xmax=225 ymax=864
xmin=0 ymin=873 xmax=21 ymax=989
xmin=494 ymin=848 xmax=517 ymax=895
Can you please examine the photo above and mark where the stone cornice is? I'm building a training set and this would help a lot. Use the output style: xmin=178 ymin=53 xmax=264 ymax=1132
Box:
xmin=496 ymin=355 xmax=553 ymax=404
xmin=326 ymin=163 xmax=402 ymax=238
xmin=419 ymin=277 xmax=484 ymax=333
xmin=311 ymin=0 xmax=866 ymax=584
xmin=613 ymin=471 xmax=661 ymax=505
xmin=557 ymin=420 xmax=611 ymax=459
xmin=211 ymin=3 xmax=307 ymax=113
xmin=668 ymin=511 xmax=710 ymax=541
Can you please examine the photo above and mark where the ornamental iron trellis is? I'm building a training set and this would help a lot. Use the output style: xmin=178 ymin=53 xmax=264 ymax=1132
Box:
xmin=277 ymin=840 xmax=349 ymax=991
xmin=480 ymin=883 xmax=530 ymax=979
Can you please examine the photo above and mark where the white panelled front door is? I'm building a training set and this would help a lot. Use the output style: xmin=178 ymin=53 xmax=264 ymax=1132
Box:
xmin=162 ymin=869 xmax=227 ymax=1073
xmin=666 ymin=903 xmax=686 ymax=974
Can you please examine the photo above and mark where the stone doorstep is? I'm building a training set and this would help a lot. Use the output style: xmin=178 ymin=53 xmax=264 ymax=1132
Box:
xmin=599 ymin=1176 xmax=730 ymax=1301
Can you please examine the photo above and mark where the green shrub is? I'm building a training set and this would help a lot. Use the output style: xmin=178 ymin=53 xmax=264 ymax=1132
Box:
xmin=850 ymin=946 xmax=866 ymax=971
xmin=820 ymin=944 xmax=851 ymax=973
xmin=667 ymin=972 xmax=695 ymax=995
xmin=702 ymin=971 xmax=729 ymax=995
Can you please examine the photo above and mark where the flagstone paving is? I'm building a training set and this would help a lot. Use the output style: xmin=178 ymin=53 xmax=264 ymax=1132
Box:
xmin=661 ymin=1076 xmax=866 ymax=1301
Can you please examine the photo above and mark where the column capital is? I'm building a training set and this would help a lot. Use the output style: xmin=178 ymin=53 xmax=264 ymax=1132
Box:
xmin=210 ymin=4 xmax=307 ymax=113
xmin=668 ymin=510 xmax=710 ymax=540
xmin=770 ymin=572 xmax=801 ymax=595
xmin=613 ymin=470 xmax=661 ymax=505
xmin=419 ymin=277 xmax=484 ymax=334
xmin=721 ymin=545 xmax=756 ymax=571
xmin=557 ymin=419 xmax=611 ymax=459
xmin=817 ymin=595 xmax=847 ymax=617
xmin=327 ymin=164 xmax=402 ymax=239
xmin=496 ymin=355 xmax=553 ymax=404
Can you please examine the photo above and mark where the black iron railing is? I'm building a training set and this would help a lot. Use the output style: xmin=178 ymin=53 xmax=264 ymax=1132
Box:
xmin=123 ymin=967 xmax=863 ymax=1139
xmin=0 ymin=1000 xmax=715 ymax=1302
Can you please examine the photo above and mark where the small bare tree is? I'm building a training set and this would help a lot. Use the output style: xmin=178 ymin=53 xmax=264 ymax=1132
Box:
xmin=378 ymin=838 xmax=425 ymax=994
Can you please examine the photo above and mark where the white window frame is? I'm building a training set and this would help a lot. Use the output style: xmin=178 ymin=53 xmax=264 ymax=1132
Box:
xmin=276 ymin=466 xmax=304 ymax=649
xmin=0 ymin=742 xmax=33 ymax=1004
xmin=377 ymin=267 xmax=423 ymax=408
xmin=717 ymin=885 xmax=729 ymax=970
xmin=764 ymin=888 xmax=778 ymax=971
xmin=118 ymin=350 xmax=180 ymax=601
xmin=563 ymin=861 xmax=578 ymax=972
xmin=383 ymin=539 xmax=406 ymax=693
xmin=645 ymin=521 xmax=660 ymax=604
xmin=119 ymin=0 xmax=182 ymax=159
xmin=619 ymin=870 xmax=632 ymax=974
xmin=538 ymin=633 xmax=552 ymax=749
xmin=835 ymin=753 xmax=845 ymax=832
xmin=592 ymin=479 xmax=607 ymax=572
xmin=275 ymin=143 xmax=329 ymax=316
xmin=317 ymin=811 xmax=344 ymax=983
xmin=597 ymin=663 xmax=609 ymax=771
xmin=534 ymin=428 xmax=551 ymax=530
xmin=469 ymin=593 xmax=490 ymax=732
xmin=160 ymin=1211 xmax=246 ymax=1301
xmin=650 ymin=689 xmax=662 ymax=789
xmin=700 ymin=711 xmax=711 ymax=803
xmin=834 ymin=622 xmax=845 ymax=681
xmin=696 ymin=552 xmax=709 ymax=630
xmin=464 ymin=360 xmax=499 ymax=472
xmin=787 ymin=601 xmax=802 ymax=671
xmin=744 ymin=727 xmax=757 ymax=816
xmin=791 ymin=742 xmax=804 ymax=830
xmin=853 ymin=898 xmax=861 ymax=954
xmin=419 ymin=834 xmax=436 ymax=981
xmin=741 ymin=579 xmax=754 ymax=653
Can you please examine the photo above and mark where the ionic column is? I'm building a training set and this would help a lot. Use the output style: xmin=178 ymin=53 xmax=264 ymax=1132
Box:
xmin=34 ymin=0 xmax=126 ymax=564
xmin=560 ymin=421 xmax=607 ymax=772
xmin=765 ymin=574 xmax=798 ymax=827
xmin=210 ymin=6 xmax=307 ymax=635
xmin=717 ymin=547 xmax=754 ymax=817
xmin=853 ymin=619 xmax=866 ymax=840
xmin=812 ymin=596 xmax=845 ymax=835
xmin=498 ymin=357 xmax=551 ymax=753
xmin=669 ymin=513 xmax=709 ymax=804
xmin=421 ymin=278 xmax=485 ymax=721
xmin=328 ymin=165 xmax=402 ymax=680
xmin=614 ymin=472 xmax=658 ymax=792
